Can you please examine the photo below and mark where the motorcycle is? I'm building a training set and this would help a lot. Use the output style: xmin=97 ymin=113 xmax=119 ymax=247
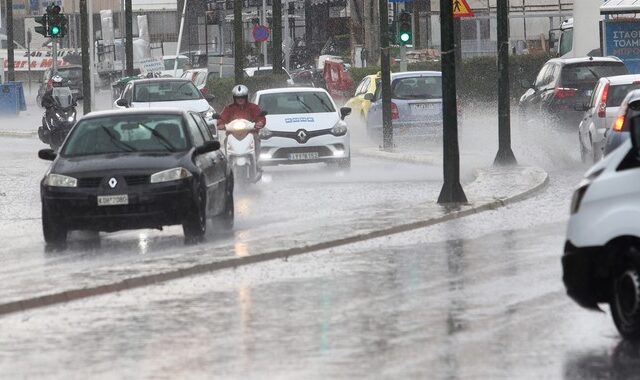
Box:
xmin=38 ymin=87 xmax=77 ymax=151
xmin=223 ymin=118 xmax=262 ymax=184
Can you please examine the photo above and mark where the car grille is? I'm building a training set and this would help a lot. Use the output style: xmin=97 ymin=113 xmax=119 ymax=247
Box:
xmin=272 ymin=146 xmax=333 ymax=159
xmin=125 ymin=175 xmax=148 ymax=186
xmin=77 ymin=177 xmax=102 ymax=188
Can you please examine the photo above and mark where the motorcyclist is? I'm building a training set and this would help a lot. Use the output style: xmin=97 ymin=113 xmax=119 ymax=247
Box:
xmin=41 ymin=75 xmax=67 ymax=122
xmin=217 ymin=85 xmax=266 ymax=170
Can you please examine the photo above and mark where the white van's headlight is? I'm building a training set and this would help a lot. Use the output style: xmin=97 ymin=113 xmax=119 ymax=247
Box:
xmin=45 ymin=174 xmax=77 ymax=187
xmin=259 ymin=127 xmax=273 ymax=139
xmin=331 ymin=121 xmax=348 ymax=136
xmin=150 ymin=167 xmax=192 ymax=183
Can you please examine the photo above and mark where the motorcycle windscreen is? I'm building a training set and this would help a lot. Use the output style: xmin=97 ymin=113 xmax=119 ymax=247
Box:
xmin=52 ymin=87 xmax=74 ymax=108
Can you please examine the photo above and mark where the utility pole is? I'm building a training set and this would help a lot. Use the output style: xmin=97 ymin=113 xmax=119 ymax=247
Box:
xmin=284 ymin=0 xmax=290 ymax=71
xmin=6 ymin=0 xmax=15 ymax=81
xmin=234 ymin=0 xmax=243 ymax=83
xmin=437 ymin=0 xmax=467 ymax=204
xmin=379 ymin=0 xmax=393 ymax=150
xmin=413 ymin=0 xmax=421 ymax=49
xmin=261 ymin=0 xmax=267 ymax=66
xmin=494 ymin=0 xmax=517 ymax=165
xmin=272 ymin=0 xmax=283 ymax=74
xmin=80 ymin=0 xmax=91 ymax=114
xmin=125 ymin=0 xmax=134 ymax=76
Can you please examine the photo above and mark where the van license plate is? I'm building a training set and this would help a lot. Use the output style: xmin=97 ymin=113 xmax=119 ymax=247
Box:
xmin=97 ymin=194 xmax=129 ymax=206
xmin=289 ymin=152 xmax=319 ymax=160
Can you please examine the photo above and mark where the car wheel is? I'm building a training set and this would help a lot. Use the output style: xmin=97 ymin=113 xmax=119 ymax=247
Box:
xmin=42 ymin=205 xmax=67 ymax=246
xmin=579 ymin=137 xmax=589 ymax=164
xmin=183 ymin=187 xmax=207 ymax=243
xmin=611 ymin=259 xmax=640 ymax=340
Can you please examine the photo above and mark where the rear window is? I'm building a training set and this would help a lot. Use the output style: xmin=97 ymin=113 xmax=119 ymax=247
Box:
xmin=391 ymin=76 xmax=442 ymax=100
xmin=561 ymin=63 xmax=628 ymax=87
xmin=608 ymin=83 xmax=640 ymax=107
xmin=134 ymin=81 xmax=202 ymax=102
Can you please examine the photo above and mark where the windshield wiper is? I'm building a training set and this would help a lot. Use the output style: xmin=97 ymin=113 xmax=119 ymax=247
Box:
xmin=312 ymin=93 xmax=333 ymax=112
xmin=101 ymin=126 xmax=136 ymax=152
xmin=137 ymin=123 xmax=177 ymax=152
xmin=296 ymin=96 xmax=314 ymax=113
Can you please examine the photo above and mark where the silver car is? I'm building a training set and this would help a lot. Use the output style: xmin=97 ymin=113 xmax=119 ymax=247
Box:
xmin=578 ymin=74 xmax=640 ymax=162
xmin=365 ymin=71 xmax=443 ymax=140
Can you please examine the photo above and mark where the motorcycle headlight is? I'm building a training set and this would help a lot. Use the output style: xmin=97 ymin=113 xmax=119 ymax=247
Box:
xmin=150 ymin=167 xmax=192 ymax=183
xmin=44 ymin=173 xmax=77 ymax=188
xmin=331 ymin=121 xmax=348 ymax=136
xmin=259 ymin=127 xmax=273 ymax=139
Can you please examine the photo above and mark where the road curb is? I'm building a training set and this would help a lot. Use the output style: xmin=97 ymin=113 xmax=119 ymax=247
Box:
xmin=0 ymin=167 xmax=549 ymax=316
xmin=0 ymin=130 xmax=37 ymax=138
xmin=355 ymin=147 xmax=442 ymax=166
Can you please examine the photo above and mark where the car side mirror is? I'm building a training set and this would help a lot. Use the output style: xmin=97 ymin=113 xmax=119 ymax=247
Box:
xmin=116 ymin=98 xmax=129 ymax=107
xmin=630 ymin=116 xmax=640 ymax=157
xmin=363 ymin=93 xmax=374 ymax=101
xmin=38 ymin=148 xmax=57 ymax=161
xmin=205 ymin=94 xmax=215 ymax=102
xmin=195 ymin=140 xmax=221 ymax=155
xmin=210 ymin=113 xmax=220 ymax=120
xmin=340 ymin=107 xmax=352 ymax=120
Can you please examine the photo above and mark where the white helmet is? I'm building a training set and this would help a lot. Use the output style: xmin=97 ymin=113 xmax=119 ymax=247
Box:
xmin=232 ymin=84 xmax=249 ymax=98
xmin=51 ymin=75 xmax=64 ymax=87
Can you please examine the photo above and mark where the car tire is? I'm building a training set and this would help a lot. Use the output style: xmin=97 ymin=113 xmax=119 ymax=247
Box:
xmin=338 ymin=156 xmax=351 ymax=169
xmin=579 ymin=136 xmax=589 ymax=164
xmin=214 ymin=176 xmax=234 ymax=230
xmin=42 ymin=205 xmax=67 ymax=246
xmin=183 ymin=187 xmax=207 ymax=243
xmin=611 ymin=258 xmax=640 ymax=340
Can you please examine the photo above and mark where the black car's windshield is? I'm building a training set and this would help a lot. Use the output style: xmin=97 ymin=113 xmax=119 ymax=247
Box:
xmin=391 ymin=76 xmax=443 ymax=100
xmin=62 ymin=115 xmax=188 ymax=157
xmin=258 ymin=92 xmax=335 ymax=114
xmin=133 ymin=81 xmax=202 ymax=102
xmin=561 ymin=63 xmax=628 ymax=87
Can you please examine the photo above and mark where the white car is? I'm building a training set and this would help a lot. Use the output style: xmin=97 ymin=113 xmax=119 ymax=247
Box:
xmin=244 ymin=66 xmax=294 ymax=85
xmin=160 ymin=55 xmax=191 ymax=77
xmin=578 ymin=74 xmax=640 ymax=163
xmin=114 ymin=78 xmax=216 ymax=127
xmin=564 ymin=119 xmax=640 ymax=339
xmin=255 ymin=88 xmax=351 ymax=167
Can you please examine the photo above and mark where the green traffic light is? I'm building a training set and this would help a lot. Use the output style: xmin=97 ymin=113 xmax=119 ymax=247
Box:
xmin=400 ymin=32 xmax=411 ymax=43
xmin=51 ymin=26 xmax=61 ymax=36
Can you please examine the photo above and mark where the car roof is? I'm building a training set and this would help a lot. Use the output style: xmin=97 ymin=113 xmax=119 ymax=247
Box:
xmin=255 ymin=87 xmax=331 ymax=96
xmin=391 ymin=71 xmax=441 ymax=79
xmin=602 ymin=74 xmax=640 ymax=85
xmin=546 ymin=56 xmax=623 ymax=65
xmin=80 ymin=108 xmax=190 ymax=120
xmin=624 ymin=89 xmax=640 ymax=104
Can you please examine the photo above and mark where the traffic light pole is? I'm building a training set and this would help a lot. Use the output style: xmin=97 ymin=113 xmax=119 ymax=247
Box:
xmin=494 ymin=0 xmax=517 ymax=166
xmin=6 ymin=0 xmax=15 ymax=82
xmin=400 ymin=45 xmax=407 ymax=72
xmin=80 ymin=0 xmax=92 ymax=114
xmin=233 ymin=0 xmax=244 ymax=83
xmin=379 ymin=0 xmax=393 ymax=151
xmin=125 ymin=0 xmax=134 ymax=76
xmin=52 ymin=39 xmax=58 ymax=74
xmin=437 ymin=0 xmax=467 ymax=204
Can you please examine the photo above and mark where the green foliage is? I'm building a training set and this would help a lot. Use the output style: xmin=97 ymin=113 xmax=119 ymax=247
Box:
xmin=348 ymin=53 xmax=551 ymax=102
xmin=206 ymin=74 xmax=290 ymax=110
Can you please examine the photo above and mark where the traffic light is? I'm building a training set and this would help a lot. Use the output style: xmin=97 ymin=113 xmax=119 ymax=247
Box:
xmin=399 ymin=11 xmax=412 ymax=46
xmin=35 ymin=14 xmax=48 ymax=37
xmin=46 ymin=3 xmax=67 ymax=38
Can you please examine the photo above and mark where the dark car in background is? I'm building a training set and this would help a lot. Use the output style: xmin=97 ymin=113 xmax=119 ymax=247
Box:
xmin=36 ymin=65 xmax=84 ymax=105
xmin=519 ymin=57 xmax=628 ymax=129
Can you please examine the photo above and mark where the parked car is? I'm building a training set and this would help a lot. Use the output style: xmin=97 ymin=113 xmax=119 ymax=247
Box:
xmin=323 ymin=59 xmax=354 ymax=105
xmin=365 ymin=71 xmax=444 ymax=140
xmin=243 ymin=66 xmax=294 ymax=85
xmin=255 ymin=87 xmax=351 ymax=168
xmin=181 ymin=68 xmax=216 ymax=96
xmin=603 ymin=89 xmax=640 ymax=156
xmin=113 ymin=78 xmax=217 ymax=127
xmin=519 ymin=57 xmax=628 ymax=129
xmin=578 ymin=75 xmax=640 ymax=162
xmin=37 ymin=65 xmax=83 ymax=106
xmin=563 ymin=116 xmax=640 ymax=339
xmin=344 ymin=73 xmax=379 ymax=122
xmin=160 ymin=55 xmax=192 ymax=77
xmin=38 ymin=109 xmax=234 ymax=245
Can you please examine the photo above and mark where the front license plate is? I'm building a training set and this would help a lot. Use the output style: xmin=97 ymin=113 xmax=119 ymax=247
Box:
xmin=97 ymin=194 xmax=129 ymax=206
xmin=289 ymin=152 xmax=319 ymax=160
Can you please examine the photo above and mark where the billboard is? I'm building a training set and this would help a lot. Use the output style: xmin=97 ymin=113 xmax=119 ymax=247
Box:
xmin=604 ymin=19 xmax=640 ymax=73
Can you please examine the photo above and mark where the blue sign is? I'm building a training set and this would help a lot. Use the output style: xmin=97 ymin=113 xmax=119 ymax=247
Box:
xmin=30 ymin=0 xmax=40 ymax=12
xmin=604 ymin=20 xmax=640 ymax=74
xmin=253 ymin=25 xmax=270 ymax=43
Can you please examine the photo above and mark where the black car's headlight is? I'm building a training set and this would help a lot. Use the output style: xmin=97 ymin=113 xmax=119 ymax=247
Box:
xmin=331 ymin=121 xmax=348 ymax=136
xmin=44 ymin=174 xmax=77 ymax=187
xmin=150 ymin=167 xmax=192 ymax=184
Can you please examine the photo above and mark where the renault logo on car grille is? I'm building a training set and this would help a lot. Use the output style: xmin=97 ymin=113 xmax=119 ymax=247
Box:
xmin=108 ymin=177 xmax=118 ymax=189
xmin=296 ymin=130 xmax=308 ymax=143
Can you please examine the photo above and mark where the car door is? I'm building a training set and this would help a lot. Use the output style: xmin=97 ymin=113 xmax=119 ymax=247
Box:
xmin=521 ymin=63 xmax=551 ymax=111
xmin=346 ymin=77 xmax=368 ymax=116
xmin=580 ymin=80 xmax=603 ymax=148
xmin=188 ymin=113 xmax=224 ymax=213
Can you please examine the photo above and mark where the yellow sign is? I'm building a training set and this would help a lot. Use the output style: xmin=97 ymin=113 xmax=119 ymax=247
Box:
xmin=453 ymin=0 xmax=474 ymax=18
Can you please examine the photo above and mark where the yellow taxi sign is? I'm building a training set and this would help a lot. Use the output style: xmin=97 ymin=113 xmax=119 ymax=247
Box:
xmin=453 ymin=0 xmax=474 ymax=18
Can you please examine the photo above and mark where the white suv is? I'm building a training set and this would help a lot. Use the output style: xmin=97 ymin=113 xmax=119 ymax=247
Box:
xmin=565 ymin=118 xmax=640 ymax=339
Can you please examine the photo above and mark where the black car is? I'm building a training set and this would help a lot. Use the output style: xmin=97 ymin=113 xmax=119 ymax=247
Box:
xmin=38 ymin=109 xmax=234 ymax=246
xmin=519 ymin=57 xmax=628 ymax=129
xmin=36 ymin=65 xmax=84 ymax=105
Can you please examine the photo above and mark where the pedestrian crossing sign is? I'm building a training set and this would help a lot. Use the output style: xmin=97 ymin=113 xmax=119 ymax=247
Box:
xmin=453 ymin=0 xmax=474 ymax=17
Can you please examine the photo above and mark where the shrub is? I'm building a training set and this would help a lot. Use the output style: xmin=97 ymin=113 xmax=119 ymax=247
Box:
xmin=206 ymin=74 xmax=290 ymax=110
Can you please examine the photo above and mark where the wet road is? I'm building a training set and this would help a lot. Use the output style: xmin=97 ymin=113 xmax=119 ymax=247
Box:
xmin=1 ymin=105 xmax=619 ymax=378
